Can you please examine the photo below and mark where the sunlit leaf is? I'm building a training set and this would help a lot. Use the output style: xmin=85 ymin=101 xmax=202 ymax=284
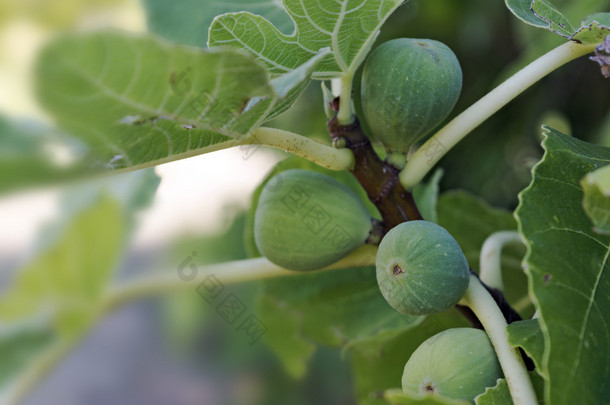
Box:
xmin=0 ymin=196 xmax=123 ymax=338
xmin=36 ymin=31 xmax=273 ymax=171
xmin=36 ymin=31 xmax=324 ymax=174
xmin=208 ymin=0 xmax=405 ymax=79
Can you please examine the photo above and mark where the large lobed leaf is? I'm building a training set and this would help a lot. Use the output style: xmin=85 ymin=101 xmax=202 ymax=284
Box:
xmin=515 ymin=127 xmax=610 ymax=404
xmin=35 ymin=31 xmax=325 ymax=172
xmin=208 ymin=0 xmax=405 ymax=79
xmin=36 ymin=31 xmax=270 ymax=170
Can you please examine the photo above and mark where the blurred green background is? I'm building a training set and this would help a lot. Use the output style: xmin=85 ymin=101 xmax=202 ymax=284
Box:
xmin=0 ymin=0 xmax=608 ymax=404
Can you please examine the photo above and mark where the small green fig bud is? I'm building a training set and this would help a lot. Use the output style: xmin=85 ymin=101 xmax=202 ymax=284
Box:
xmin=376 ymin=220 xmax=469 ymax=315
xmin=402 ymin=328 xmax=503 ymax=403
xmin=254 ymin=169 xmax=373 ymax=271
xmin=361 ymin=38 xmax=462 ymax=152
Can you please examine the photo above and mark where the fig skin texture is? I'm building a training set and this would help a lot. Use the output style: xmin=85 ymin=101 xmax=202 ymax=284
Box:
xmin=376 ymin=220 xmax=469 ymax=315
xmin=361 ymin=38 xmax=462 ymax=152
xmin=402 ymin=328 xmax=503 ymax=403
xmin=254 ymin=169 xmax=372 ymax=271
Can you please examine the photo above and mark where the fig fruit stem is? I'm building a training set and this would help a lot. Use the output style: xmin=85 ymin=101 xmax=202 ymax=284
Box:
xmin=479 ymin=231 xmax=523 ymax=291
xmin=337 ymin=72 xmax=355 ymax=125
xmin=246 ymin=127 xmax=355 ymax=170
xmin=399 ymin=41 xmax=596 ymax=189
xmin=3 ymin=246 xmax=378 ymax=405
xmin=460 ymin=275 xmax=539 ymax=405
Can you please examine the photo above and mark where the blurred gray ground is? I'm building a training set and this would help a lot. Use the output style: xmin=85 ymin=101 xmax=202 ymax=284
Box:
xmin=2 ymin=249 xmax=229 ymax=405
xmin=22 ymin=299 xmax=222 ymax=405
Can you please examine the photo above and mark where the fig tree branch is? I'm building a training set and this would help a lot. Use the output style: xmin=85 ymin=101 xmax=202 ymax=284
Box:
xmin=327 ymin=103 xmax=423 ymax=233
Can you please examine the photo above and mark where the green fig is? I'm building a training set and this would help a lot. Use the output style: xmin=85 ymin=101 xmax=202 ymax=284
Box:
xmin=376 ymin=220 xmax=469 ymax=315
xmin=254 ymin=169 xmax=372 ymax=271
xmin=402 ymin=328 xmax=503 ymax=403
xmin=361 ymin=38 xmax=462 ymax=152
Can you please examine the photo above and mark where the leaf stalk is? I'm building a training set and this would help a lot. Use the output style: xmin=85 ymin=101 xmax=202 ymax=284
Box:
xmin=247 ymin=127 xmax=355 ymax=170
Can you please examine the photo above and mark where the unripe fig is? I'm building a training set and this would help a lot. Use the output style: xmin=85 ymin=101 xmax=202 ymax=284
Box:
xmin=254 ymin=169 xmax=373 ymax=271
xmin=376 ymin=220 xmax=469 ymax=315
xmin=402 ymin=328 xmax=503 ymax=403
xmin=361 ymin=38 xmax=462 ymax=152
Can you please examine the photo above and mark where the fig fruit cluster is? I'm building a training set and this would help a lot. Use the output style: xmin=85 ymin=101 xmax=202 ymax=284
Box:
xmin=251 ymin=35 xmax=500 ymax=405
xmin=254 ymin=169 xmax=373 ymax=271
xmin=361 ymin=38 xmax=462 ymax=152
xmin=402 ymin=328 xmax=503 ymax=403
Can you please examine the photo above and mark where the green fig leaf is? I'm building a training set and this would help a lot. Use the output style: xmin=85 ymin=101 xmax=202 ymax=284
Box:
xmin=208 ymin=0 xmax=405 ymax=79
xmin=0 ymin=196 xmax=124 ymax=338
xmin=505 ymin=0 xmax=574 ymax=36
xmin=505 ymin=0 xmax=551 ymax=29
xmin=0 ymin=116 xmax=87 ymax=195
xmin=506 ymin=319 xmax=545 ymax=372
xmin=0 ymin=319 xmax=54 ymax=391
xmin=572 ymin=13 xmax=610 ymax=45
xmin=258 ymin=263 xmax=421 ymax=379
xmin=0 ymin=170 xmax=158 ymax=391
xmin=475 ymin=373 xmax=545 ymax=405
xmin=35 ymin=31 xmax=324 ymax=173
xmin=515 ymin=126 xmax=610 ymax=404
xmin=505 ymin=0 xmax=610 ymax=45
xmin=581 ymin=163 xmax=610 ymax=234
xmin=437 ymin=191 xmax=527 ymax=305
